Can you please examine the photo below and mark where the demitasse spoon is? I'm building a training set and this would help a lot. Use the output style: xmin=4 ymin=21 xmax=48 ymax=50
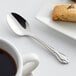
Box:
xmin=7 ymin=12 xmax=69 ymax=64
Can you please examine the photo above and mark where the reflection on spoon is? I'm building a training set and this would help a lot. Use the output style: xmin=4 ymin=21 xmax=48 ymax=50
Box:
xmin=7 ymin=12 xmax=69 ymax=64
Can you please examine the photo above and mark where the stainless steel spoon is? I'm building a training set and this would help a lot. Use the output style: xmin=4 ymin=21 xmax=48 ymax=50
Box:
xmin=7 ymin=12 xmax=69 ymax=64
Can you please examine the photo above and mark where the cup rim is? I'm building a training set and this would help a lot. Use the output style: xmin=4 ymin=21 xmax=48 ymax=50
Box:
xmin=0 ymin=38 xmax=23 ymax=76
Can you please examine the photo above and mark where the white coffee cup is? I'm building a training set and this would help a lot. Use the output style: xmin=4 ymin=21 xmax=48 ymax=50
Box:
xmin=0 ymin=38 xmax=39 ymax=76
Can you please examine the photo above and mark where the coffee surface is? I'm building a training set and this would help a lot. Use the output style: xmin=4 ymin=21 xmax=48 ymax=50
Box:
xmin=0 ymin=48 xmax=17 ymax=76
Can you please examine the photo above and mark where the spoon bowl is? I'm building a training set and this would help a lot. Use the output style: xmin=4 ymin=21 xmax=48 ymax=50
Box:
xmin=7 ymin=13 xmax=30 ymax=36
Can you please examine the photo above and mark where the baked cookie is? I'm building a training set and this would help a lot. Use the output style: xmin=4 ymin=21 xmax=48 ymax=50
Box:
xmin=52 ymin=4 xmax=76 ymax=22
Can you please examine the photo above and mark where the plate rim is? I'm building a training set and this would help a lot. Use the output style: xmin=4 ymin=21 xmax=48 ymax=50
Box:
xmin=36 ymin=16 xmax=76 ymax=40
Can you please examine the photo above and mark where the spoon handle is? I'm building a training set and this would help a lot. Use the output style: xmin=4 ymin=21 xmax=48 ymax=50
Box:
xmin=27 ymin=33 xmax=69 ymax=64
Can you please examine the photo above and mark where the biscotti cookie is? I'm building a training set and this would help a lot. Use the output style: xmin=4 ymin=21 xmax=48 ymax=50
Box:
xmin=52 ymin=4 xmax=76 ymax=22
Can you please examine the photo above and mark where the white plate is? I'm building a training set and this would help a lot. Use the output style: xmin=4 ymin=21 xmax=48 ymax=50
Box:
xmin=36 ymin=0 xmax=76 ymax=39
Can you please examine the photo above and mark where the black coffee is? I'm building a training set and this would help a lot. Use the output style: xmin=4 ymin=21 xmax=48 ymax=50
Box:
xmin=0 ymin=48 xmax=17 ymax=76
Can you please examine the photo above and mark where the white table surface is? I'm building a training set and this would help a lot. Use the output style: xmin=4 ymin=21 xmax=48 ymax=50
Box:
xmin=0 ymin=0 xmax=76 ymax=76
